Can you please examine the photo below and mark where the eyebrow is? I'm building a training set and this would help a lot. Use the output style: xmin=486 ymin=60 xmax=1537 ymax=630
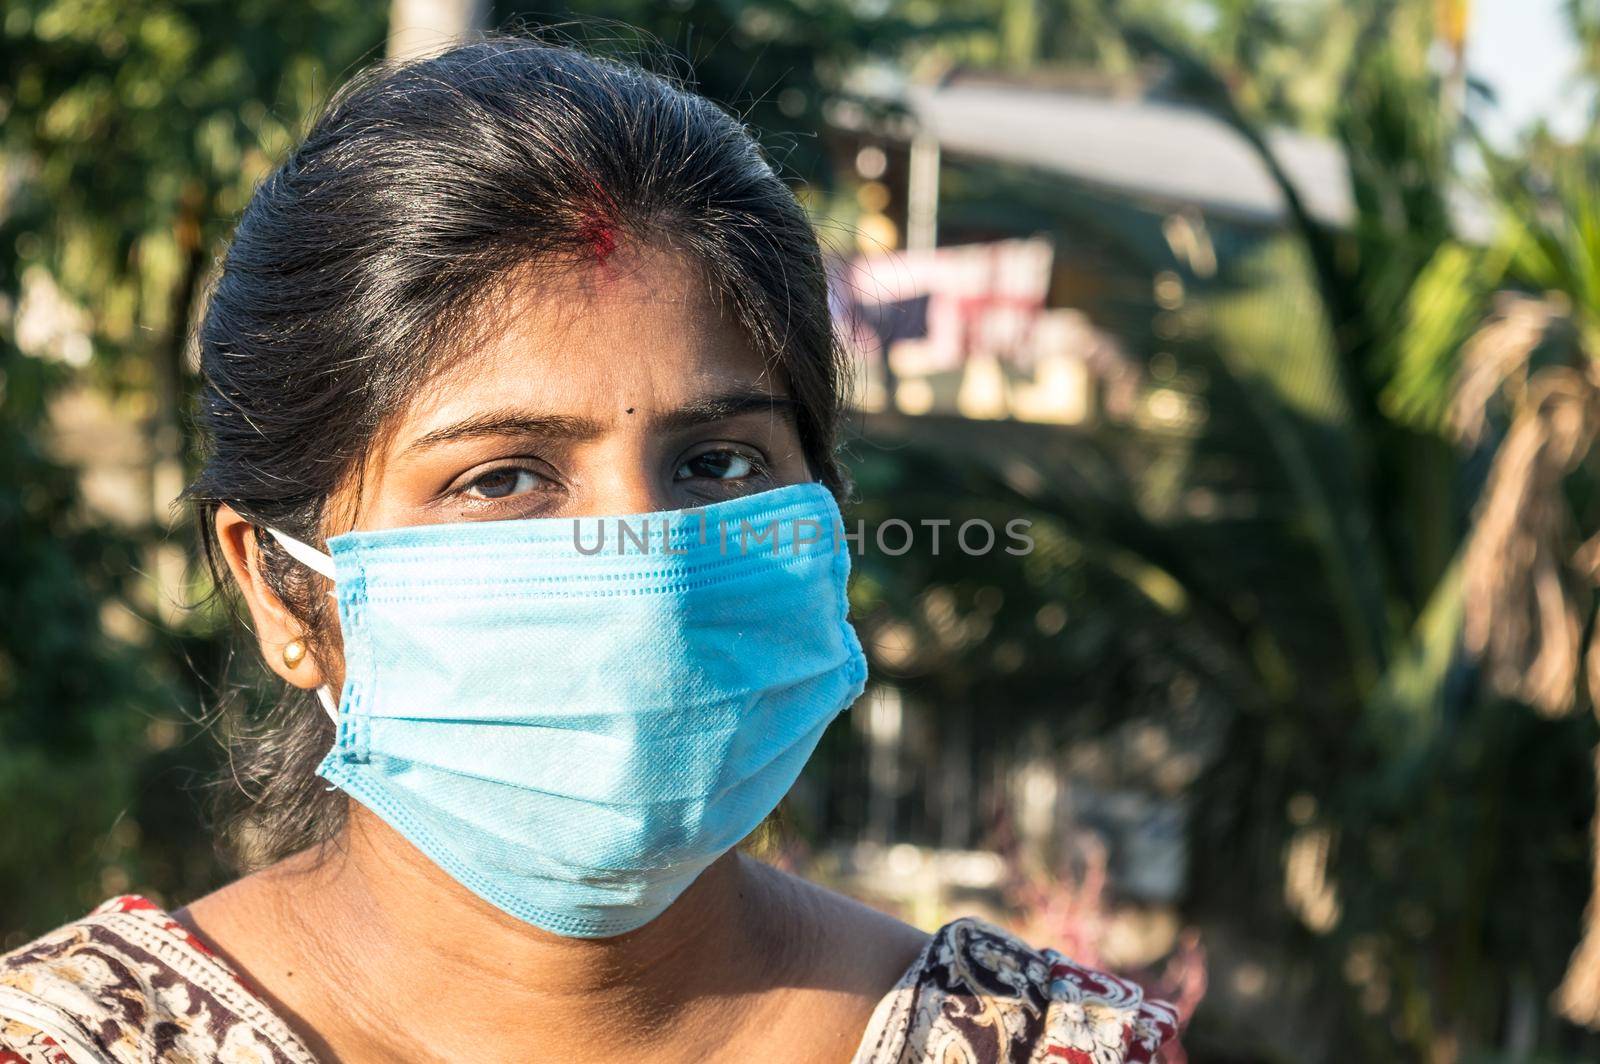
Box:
xmin=402 ymin=390 xmax=800 ymax=455
xmin=654 ymin=390 xmax=801 ymax=433
xmin=404 ymin=412 xmax=607 ymax=454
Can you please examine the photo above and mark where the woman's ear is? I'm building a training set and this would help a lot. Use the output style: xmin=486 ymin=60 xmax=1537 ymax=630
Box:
xmin=214 ymin=504 xmax=328 ymax=690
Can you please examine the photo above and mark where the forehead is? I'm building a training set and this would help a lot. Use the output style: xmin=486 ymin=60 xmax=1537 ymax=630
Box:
xmin=397 ymin=240 xmax=779 ymax=434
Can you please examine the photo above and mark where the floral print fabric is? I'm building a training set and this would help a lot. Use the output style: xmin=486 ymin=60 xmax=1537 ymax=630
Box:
xmin=852 ymin=917 xmax=1178 ymax=1064
xmin=0 ymin=897 xmax=316 ymax=1064
xmin=1 ymin=896 xmax=1176 ymax=1063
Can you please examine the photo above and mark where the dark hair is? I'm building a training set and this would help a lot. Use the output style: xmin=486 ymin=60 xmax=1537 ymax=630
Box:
xmin=186 ymin=33 xmax=851 ymax=869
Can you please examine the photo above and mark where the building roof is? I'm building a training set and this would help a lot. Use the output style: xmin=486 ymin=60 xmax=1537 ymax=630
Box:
xmin=837 ymin=71 xmax=1491 ymax=238
xmin=903 ymin=81 xmax=1352 ymax=227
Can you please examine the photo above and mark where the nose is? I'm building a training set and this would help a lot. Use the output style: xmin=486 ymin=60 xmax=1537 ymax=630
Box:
xmin=572 ymin=454 xmax=677 ymax=517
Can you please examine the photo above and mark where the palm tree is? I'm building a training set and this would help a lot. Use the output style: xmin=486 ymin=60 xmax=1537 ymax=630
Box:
xmin=851 ymin=4 xmax=1600 ymax=1055
xmin=1437 ymin=148 xmax=1600 ymax=1026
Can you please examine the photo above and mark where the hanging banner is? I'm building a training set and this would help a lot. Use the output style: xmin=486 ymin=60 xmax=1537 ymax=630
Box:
xmin=831 ymin=236 xmax=1106 ymax=424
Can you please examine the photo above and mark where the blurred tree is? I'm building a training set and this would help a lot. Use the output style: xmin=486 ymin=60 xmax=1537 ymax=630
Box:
xmin=0 ymin=0 xmax=388 ymax=935
xmin=1431 ymin=147 xmax=1600 ymax=1029
xmin=0 ymin=329 xmax=181 ymax=938
xmin=1102 ymin=7 xmax=1600 ymax=1055
xmin=834 ymin=1 xmax=1600 ymax=1058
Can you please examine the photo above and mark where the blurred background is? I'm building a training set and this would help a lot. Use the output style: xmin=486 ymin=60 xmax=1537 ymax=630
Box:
xmin=8 ymin=0 xmax=1600 ymax=1059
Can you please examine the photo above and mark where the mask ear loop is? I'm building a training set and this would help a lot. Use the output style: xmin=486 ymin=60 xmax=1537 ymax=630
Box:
xmin=264 ymin=525 xmax=337 ymax=581
xmin=263 ymin=526 xmax=341 ymax=725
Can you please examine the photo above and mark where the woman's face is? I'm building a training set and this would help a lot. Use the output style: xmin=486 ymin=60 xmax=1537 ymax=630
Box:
xmin=348 ymin=240 xmax=812 ymax=531
xmin=219 ymin=239 xmax=812 ymax=690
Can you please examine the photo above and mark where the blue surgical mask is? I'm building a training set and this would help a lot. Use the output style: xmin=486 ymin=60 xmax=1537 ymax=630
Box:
xmin=265 ymin=481 xmax=867 ymax=938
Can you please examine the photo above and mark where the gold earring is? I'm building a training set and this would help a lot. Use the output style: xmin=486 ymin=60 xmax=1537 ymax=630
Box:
xmin=282 ymin=639 xmax=307 ymax=669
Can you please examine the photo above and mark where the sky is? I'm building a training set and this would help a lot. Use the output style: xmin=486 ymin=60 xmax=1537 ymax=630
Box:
xmin=1466 ymin=0 xmax=1591 ymax=144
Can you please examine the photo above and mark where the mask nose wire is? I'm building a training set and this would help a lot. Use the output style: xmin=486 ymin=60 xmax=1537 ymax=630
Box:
xmin=262 ymin=525 xmax=341 ymax=724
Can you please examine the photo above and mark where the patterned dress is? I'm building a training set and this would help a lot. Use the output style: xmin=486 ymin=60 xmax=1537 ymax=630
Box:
xmin=0 ymin=896 xmax=1178 ymax=1063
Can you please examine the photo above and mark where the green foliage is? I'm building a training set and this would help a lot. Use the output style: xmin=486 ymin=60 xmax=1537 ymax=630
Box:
xmin=1485 ymin=148 xmax=1600 ymax=352
xmin=839 ymin=4 xmax=1600 ymax=1058
xmin=0 ymin=0 xmax=389 ymax=938
xmin=3 ymin=0 xmax=387 ymax=383
xmin=0 ymin=341 xmax=151 ymax=936
xmin=1380 ymin=242 xmax=1506 ymax=432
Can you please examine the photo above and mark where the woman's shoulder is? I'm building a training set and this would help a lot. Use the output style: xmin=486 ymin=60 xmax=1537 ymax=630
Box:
xmin=855 ymin=915 xmax=1179 ymax=1064
xmin=0 ymin=895 xmax=316 ymax=1064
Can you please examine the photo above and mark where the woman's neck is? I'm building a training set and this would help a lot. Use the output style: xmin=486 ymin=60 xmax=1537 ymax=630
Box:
xmin=179 ymin=805 xmax=828 ymax=1063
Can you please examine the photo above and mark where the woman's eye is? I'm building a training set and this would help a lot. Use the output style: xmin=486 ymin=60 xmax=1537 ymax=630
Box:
xmin=676 ymin=450 xmax=758 ymax=481
xmin=463 ymin=467 xmax=542 ymax=500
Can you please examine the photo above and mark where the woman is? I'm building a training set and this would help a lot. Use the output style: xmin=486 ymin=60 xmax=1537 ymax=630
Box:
xmin=0 ymin=37 xmax=1177 ymax=1063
